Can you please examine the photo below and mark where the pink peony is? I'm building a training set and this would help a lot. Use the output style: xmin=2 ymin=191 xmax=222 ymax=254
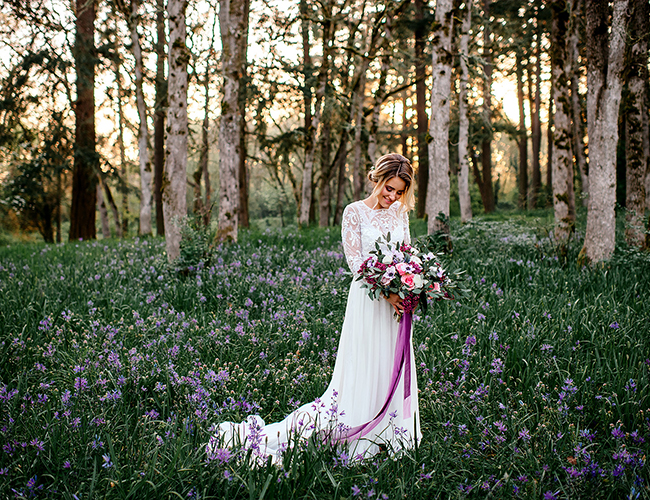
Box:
xmin=401 ymin=274 xmax=416 ymax=290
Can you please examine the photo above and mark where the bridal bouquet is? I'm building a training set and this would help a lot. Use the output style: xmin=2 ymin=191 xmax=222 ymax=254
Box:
xmin=356 ymin=234 xmax=459 ymax=316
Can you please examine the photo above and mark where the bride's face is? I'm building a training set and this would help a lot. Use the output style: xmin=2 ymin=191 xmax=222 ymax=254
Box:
xmin=376 ymin=176 xmax=407 ymax=209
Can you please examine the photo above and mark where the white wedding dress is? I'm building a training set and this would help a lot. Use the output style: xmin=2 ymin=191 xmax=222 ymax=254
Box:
xmin=210 ymin=200 xmax=421 ymax=463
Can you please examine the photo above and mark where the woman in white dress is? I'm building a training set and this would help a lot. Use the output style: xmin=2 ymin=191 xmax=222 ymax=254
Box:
xmin=209 ymin=153 xmax=421 ymax=463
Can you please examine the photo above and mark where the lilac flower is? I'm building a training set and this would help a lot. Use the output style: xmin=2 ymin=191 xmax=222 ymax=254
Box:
xmin=609 ymin=322 xmax=620 ymax=329
xmin=518 ymin=428 xmax=531 ymax=442
xmin=101 ymin=454 xmax=113 ymax=468
xmin=352 ymin=485 xmax=361 ymax=497
xmin=611 ymin=427 xmax=625 ymax=439
xmin=543 ymin=491 xmax=558 ymax=500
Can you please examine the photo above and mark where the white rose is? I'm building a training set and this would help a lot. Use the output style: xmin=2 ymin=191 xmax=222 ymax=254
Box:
xmin=410 ymin=255 xmax=422 ymax=266
xmin=412 ymin=274 xmax=423 ymax=289
xmin=382 ymin=254 xmax=393 ymax=265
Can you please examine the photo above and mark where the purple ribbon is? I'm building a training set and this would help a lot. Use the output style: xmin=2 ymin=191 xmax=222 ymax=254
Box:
xmin=333 ymin=312 xmax=412 ymax=443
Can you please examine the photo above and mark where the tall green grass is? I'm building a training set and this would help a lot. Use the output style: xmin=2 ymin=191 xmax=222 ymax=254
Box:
xmin=0 ymin=214 xmax=648 ymax=499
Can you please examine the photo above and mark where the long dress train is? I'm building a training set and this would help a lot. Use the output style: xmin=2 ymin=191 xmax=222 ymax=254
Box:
xmin=209 ymin=200 xmax=421 ymax=463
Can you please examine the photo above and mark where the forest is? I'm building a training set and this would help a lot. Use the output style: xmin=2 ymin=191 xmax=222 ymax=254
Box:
xmin=1 ymin=1 xmax=650 ymax=498
xmin=0 ymin=0 xmax=647 ymax=263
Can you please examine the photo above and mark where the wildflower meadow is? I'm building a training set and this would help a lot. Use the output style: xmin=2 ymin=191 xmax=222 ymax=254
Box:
xmin=0 ymin=215 xmax=648 ymax=499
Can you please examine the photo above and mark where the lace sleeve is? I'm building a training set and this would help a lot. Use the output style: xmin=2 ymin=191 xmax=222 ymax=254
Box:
xmin=402 ymin=209 xmax=411 ymax=245
xmin=341 ymin=204 xmax=364 ymax=273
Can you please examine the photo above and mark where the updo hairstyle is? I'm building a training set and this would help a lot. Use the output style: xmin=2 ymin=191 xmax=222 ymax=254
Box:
xmin=367 ymin=153 xmax=415 ymax=212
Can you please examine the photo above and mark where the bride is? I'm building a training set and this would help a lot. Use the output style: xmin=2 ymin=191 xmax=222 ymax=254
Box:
xmin=208 ymin=153 xmax=421 ymax=463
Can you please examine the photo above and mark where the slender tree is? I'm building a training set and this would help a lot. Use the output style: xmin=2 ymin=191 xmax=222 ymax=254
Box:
xmin=117 ymin=0 xmax=153 ymax=235
xmin=569 ymin=0 xmax=587 ymax=206
xmin=528 ymin=13 xmax=542 ymax=209
xmin=516 ymin=48 xmax=528 ymax=210
xmin=457 ymin=0 xmax=473 ymax=223
xmin=549 ymin=0 xmax=576 ymax=244
xmin=69 ymin=0 xmax=97 ymax=241
xmin=299 ymin=0 xmax=333 ymax=226
xmin=477 ymin=0 xmax=495 ymax=213
xmin=624 ymin=0 xmax=649 ymax=247
xmin=163 ymin=0 xmax=188 ymax=261
xmin=426 ymin=0 xmax=454 ymax=234
xmin=581 ymin=0 xmax=629 ymax=263
xmin=218 ymin=0 xmax=248 ymax=240
xmin=238 ymin=0 xmax=251 ymax=228
xmin=154 ymin=0 xmax=166 ymax=236
xmin=414 ymin=0 xmax=430 ymax=219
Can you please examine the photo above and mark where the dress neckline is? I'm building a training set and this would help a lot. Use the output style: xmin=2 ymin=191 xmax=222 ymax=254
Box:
xmin=358 ymin=199 xmax=399 ymax=212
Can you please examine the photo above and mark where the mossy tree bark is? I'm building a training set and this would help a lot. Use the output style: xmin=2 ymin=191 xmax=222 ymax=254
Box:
xmin=458 ymin=0 xmax=473 ymax=223
xmin=154 ymin=0 xmax=166 ymax=236
xmin=426 ymin=0 xmax=454 ymax=234
xmin=122 ymin=0 xmax=153 ymax=236
xmin=414 ymin=0 xmax=430 ymax=219
xmin=299 ymin=0 xmax=332 ymax=226
xmin=163 ymin=0 xmax=189 ymax=261
xmin=218 ymin=0 xmax=248 ymax=241
xmin=624 ymin=0 xmax=649 ymax=248
xmin=516 ymin=48 xmax=529 ymax=211
xmin=477 ymin=0 xmax=495 ymax=213
xmin=69 ymin=0 xmax=97 ymax=242
xmin=569 ymin=0 xmax=587 ymax=206
xmin=582 ymin=0 xmax=629 ymax=263
xmin=528 ymin=19 xmax=542 ymax=209
xmin=550 ymin=0 xmax=576 ymax=245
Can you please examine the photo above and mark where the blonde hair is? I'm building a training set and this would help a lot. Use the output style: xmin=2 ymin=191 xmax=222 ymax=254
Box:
xmin=367 ymin=153 xmax=415 ymax=213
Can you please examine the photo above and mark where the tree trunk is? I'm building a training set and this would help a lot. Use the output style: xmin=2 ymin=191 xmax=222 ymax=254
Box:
xmin=414 ymin=0 xmax=429 ymax=219
xmin=528 ymin=26 xmax=542 ymax=209
xmin=69 ymin=0 xmax=97 ymax=241
xmin=238 ymin=0 xmax=251 ymax=229
xmin=318 ymin=96 xmax=334 ymax=226
xmin=195 ymin=62 xmax=210 ymax=223
xmin=550 ymin=0 xmax=576 ymax=245
xmin=458 ymin=0 xmax=473 ymax=223
xmin=401 ymin=89 xmax=408 ymax=156
xmin=426 ymin=0 xmax=454 ymax=234
xmin=351 ymin=71 xmax=367 ymax=200
xmin=516 ymin=49 xmax=528 ymax=210
xmin=582 ymin=0 xmax=629 ymax=263
xmin=333 ymin=132 xmax=350 ymax=225
xmin=128 ymin=0 xmax=153 ymax=236
xmin=97 ymin=179 xmax=111 ymax=239
xmin=624 ymin=0 xmax=649 ymax=247
xmin=102 ymin=178 xmax=122 ymax=237
xmin=154 ymin=0 xmax=166 ymax=236
xmin=368 ymin=51 xmax=390 ymax=170
xmin=569 ymin=0 xmax=587 ymax=206
xmin=479 ymin=0 xmax=495 ymax=213
xmin=546 ymin=92 xmax=553 ymax=204
xmin=163 ymin=0 xmax=189 ymax=261
xmin=218 ymin=0 xmax=247 ymax=241
xmin=299 ymin=6 xmax=332 ymax=226
xmin=113 ymin=53 xmax=129 ymax=237
xmin=56 ymin=170 xmax=62 ymax=243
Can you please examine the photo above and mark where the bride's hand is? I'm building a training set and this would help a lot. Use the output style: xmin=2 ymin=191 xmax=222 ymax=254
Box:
xmin=384 ymin=293 xmax=403 ymax=315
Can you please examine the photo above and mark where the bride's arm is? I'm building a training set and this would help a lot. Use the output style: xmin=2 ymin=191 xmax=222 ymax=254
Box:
xmin=341 ymin=204 xmax=364 ymax=273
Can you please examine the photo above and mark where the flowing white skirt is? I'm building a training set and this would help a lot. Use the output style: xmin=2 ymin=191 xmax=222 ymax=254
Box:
xmin=209 ymin=279 xmax=421 ymax=464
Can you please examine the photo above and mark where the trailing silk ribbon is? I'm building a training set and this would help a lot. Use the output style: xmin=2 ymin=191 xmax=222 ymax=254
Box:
xmin=334 ymin=312 xmax=412 ymax=443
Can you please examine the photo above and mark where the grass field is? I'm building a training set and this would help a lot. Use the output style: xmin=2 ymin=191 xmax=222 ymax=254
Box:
xmin=0 ymin=212 xmax=648 ymax=499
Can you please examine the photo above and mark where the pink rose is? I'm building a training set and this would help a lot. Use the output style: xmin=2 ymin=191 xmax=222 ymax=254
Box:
xmin=401 ymin=274 xmax=415 ymax=290
xmin=433 ymin=282 xmax=441 ymax=292
xmin=395 ymin=262 xmax=409 ymax=276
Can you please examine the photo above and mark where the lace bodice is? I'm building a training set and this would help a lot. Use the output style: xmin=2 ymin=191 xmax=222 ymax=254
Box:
xmin=342 ymin=200 xmax=411 ymax=273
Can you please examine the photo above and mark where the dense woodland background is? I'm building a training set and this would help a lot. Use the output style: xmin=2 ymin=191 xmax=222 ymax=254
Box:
xmin=0 ymin=0 xmax=648 ymax=263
